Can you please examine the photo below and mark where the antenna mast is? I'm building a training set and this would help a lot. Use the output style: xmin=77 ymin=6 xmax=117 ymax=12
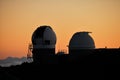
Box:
xmin=27 ymin=43 xmax=33 ymax=62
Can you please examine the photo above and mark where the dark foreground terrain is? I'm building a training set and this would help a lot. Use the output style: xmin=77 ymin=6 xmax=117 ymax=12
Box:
xmin=0 ymin=63 xmax=104 ymax=80
xmin=0 ymin=49 xmax=120 ymax=80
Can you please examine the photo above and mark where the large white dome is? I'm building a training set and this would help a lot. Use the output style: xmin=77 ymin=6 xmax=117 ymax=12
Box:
xmin=69 ymin=32 xmax=95 ymax=49
xmin=32 ymin=25 xmax=56 ymax=49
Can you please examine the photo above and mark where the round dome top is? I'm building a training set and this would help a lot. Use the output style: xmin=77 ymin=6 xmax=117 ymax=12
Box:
xmin=69 ymin=31 xmax=95 ymax=49
xmin=32 ymin=25 xmax=56 ymax=49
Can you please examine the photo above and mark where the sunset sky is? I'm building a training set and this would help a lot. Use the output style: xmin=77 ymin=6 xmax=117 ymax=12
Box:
xmin=0 ymin=0 xmax=120 ymax=59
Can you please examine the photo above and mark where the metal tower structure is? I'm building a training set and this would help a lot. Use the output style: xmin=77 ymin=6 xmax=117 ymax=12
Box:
xmin=27 ymin=43 xmax=33 ymax=62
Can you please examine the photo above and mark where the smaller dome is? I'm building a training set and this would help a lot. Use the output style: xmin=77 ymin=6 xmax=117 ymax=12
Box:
xmin=32 ymin=25 xmax=56 ymax=49
xmin=69 ymin=31 xmax=95 ymax=49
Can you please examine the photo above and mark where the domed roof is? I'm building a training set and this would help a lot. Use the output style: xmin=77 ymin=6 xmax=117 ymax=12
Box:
xmin=69 ymin=31 xmax=95 ymax=49
xmin=32 ymin=25 xmax=56 ymax=48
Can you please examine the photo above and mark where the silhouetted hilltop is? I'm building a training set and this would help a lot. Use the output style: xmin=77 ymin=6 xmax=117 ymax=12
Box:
xmin=0 ymin=49 xmax=120 ymax=80
xmin=0 ymin=62 xmax=105 ymax=80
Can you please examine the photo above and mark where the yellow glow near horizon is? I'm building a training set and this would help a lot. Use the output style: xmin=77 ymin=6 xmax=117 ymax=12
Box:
xmin=0 ymin=0 xmax=120 ymax=59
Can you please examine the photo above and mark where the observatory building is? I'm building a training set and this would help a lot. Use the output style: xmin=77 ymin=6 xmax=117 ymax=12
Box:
xmin=29 ymin=27 xmax=120 ymax=64
xmin=68 ymin=31 xmax=95 ymax=54
xmin=32 ymin=25 xmax=56 ymax=64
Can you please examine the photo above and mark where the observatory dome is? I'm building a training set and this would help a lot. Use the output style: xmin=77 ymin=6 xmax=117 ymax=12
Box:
xmin=69 ymin=32 xmax=95 ymax=49
xmin=32 ymin=25 xmax=56 ymax=49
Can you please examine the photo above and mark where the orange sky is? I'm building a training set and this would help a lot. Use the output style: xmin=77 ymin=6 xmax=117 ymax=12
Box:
xmin=0 ymin=0 xmax=120 ymax=59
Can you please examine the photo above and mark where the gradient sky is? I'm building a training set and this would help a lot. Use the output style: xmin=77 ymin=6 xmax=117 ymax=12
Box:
xmin=0 ymin=0 xmax=120 ymax=59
